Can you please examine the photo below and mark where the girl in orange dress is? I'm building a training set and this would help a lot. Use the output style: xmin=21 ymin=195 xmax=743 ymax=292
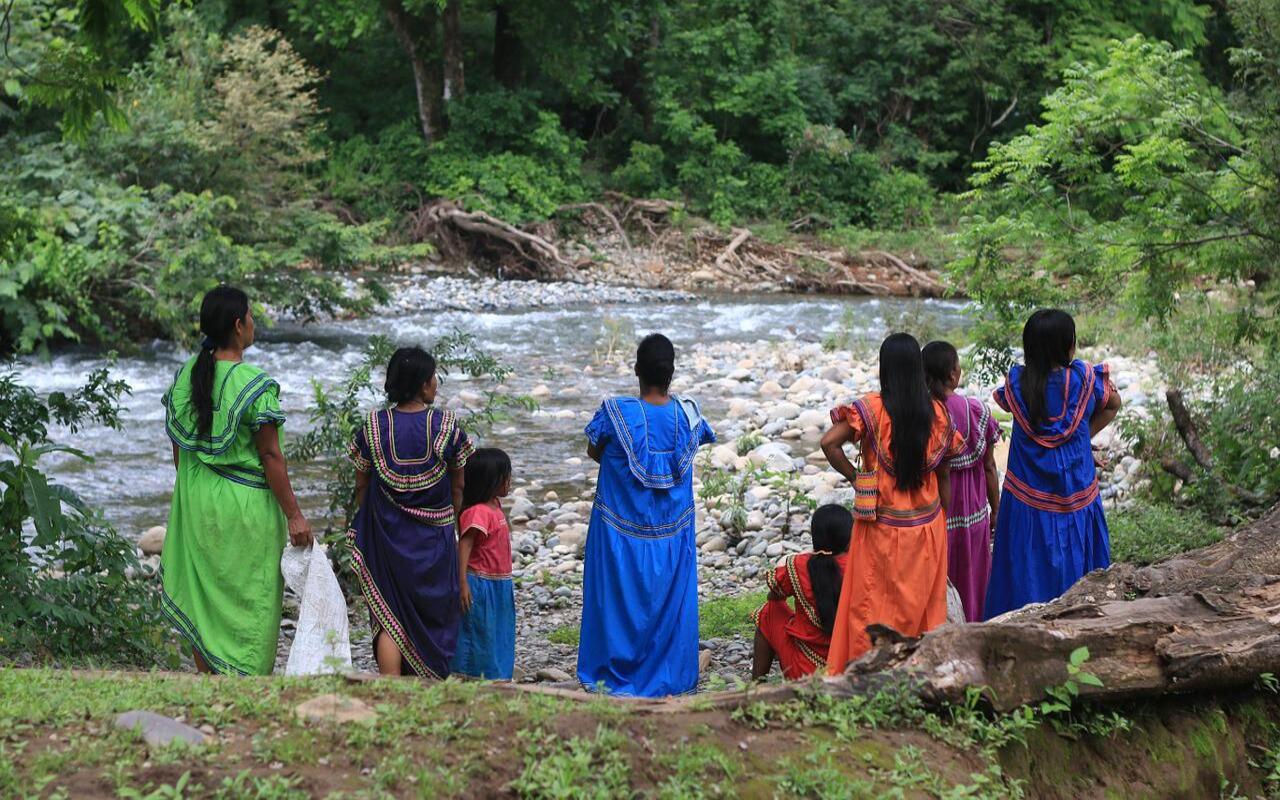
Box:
xmin=820 ymin=333 xmax=964 ymax=674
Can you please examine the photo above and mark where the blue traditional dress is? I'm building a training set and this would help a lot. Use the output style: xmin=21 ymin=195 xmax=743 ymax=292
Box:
xmin=348 ymin=408 xmax=473 ymax=677
xmin=984 ymin=360 xmax=1114 ymax=619
xmin=578 ymin=396 xmax=715 ymax=697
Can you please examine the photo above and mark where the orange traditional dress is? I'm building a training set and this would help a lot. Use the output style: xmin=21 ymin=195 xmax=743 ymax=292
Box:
xmin=826 ymin=393 xmax=964 ymax=674
xmin=754 ymin=552 xmax=850 ymax=679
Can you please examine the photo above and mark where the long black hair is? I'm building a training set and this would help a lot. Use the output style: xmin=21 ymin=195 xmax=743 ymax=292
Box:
xmin=635 ymin=333 xmax=675 ymax=392
xmin=1020 ymin=309 xmax=1076 ymax=428
xmin=878 ymin=332 xmax=935 ymax=490
xmin=192 ymin=285 xmax=249 ymax=439
xmin=807 ymin=504 xmax=853 ymax=634
xmin=462 ymin=448 xmax=512 ymax=511
xmin=385 ymin=346 xmax=436 ymax=404
xmin=922 ymin=340 xmax=959 ymax=401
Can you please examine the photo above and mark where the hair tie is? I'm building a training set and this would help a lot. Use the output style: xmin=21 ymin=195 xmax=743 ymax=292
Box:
xmin=201 ymin=336 xmax=215 ymax=351
xmin=812 ymin=550 xmax=834 ymax=555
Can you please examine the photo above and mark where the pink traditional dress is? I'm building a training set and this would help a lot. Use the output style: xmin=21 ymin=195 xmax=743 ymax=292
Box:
xmin=942 ymin=394 xmax=1001 ymax=622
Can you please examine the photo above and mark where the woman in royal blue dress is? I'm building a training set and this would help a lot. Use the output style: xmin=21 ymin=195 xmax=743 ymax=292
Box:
xmin=984 ymin=310 xmax=1122 ymax=619
xmin=578 ymin=334 xmax=716 ymax=696
xmin=348 ymin=346 xmax=473 ymax=677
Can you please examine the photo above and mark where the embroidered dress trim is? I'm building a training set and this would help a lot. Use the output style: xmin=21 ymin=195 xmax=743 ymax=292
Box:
xmin=785 ymin=555 xmax=823 ymax=631
xmin=949 ymin=401 xmax=992 ymax=470
xmin=206 ymin=462 xmax=269 ymax=490
xmin=795 ymin=640 xmax=827 ymax=671
xmin=347 ymin=440 xmax=372 ymax=472
xmin=836 ymin=396 xmax=954 ymax=477
xmin=158 ymin=567 xmax=250 ymax=676
xmin=1004 ymin=471 xmax=1100 ymax=513
xmin=876 ymin=499 xmax=942 ymax=528
xmin=366 ymin=410 xmax=451 ymax=492
xmin=165 ymin=366 xmax=281 ymax=455
xmin=593 ymin=498 xmax=696 ymax=539
xmin=604 ymin=397 xmax=701 ymax=490
xmin=765 ymin=564 xmax=783 ymax=595
xmin=946 ymin=506 xmax=990 ymax=530
xmin=998 ymin=363 xmax=1097 ymax=449
xmin=467 ymin=568 xmax=513 ymax=580
xmin=379 ymin=485 xmax=455 ymax=525
xmin=346 ymin=528 xmax=439 ymax=679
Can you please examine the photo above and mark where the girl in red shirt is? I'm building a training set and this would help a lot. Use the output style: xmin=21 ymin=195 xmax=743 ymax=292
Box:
xmin=449 ymin=448 xmax=515 ymax=679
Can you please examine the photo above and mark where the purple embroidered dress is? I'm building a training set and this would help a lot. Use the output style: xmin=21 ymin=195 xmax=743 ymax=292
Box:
xmin=942 ymin=394 xmax=1001 ymax=622
xmin=348 ymin=408 xmax=473 ymax=678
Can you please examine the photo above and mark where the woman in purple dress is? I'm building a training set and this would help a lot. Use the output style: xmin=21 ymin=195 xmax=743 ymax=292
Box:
xmin=348 ymin=346 xmax=473 ymax=677
xmin=923 ymin=341 xmax=1001 ymax=622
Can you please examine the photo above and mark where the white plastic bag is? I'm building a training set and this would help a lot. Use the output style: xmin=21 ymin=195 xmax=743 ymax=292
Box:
xmin=280 ymin=544 xmax=353 ymax=676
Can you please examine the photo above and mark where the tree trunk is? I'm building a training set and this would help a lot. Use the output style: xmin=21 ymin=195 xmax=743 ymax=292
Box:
xmin=493 ymin=2 xmax=521 ymax=90
xmin=385 ymin=1 xmax=441 ymax=142
xmin=442 ymin=0 xmax=465 ymax=103
xmin=695 ymin=502 xmax=1280 ymax=713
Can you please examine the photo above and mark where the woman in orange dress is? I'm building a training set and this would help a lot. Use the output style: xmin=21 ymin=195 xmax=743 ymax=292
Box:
xmin=820 ymin=333 xmax=964 ymax=674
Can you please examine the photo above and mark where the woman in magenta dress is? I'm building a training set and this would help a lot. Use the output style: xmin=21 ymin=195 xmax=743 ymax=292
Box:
xmin=984 ymin=310 xmax=1122 ymax=619
xmin=348 ymin=346 xmax=473 ymax=677
xmin=923 ymin=341 xmax=1001 ymax=622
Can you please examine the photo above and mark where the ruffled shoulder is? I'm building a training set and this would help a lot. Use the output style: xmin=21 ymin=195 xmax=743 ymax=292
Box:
xmin=164 ymin=358 xmax=281 ymax=454
xmin=1000 ymin=360 xmax=1097 ymax=448
xmin=602 ymin=396 xmax=710 ymax=490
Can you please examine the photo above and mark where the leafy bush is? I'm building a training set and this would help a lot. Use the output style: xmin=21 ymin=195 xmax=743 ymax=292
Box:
xmin=0 ymin=365 xmax=169 ymax=666
xmin=1108 ymin=503 xmax=1223 ymax=564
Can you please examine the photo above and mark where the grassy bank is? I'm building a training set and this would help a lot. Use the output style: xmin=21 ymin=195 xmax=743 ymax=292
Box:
xmin=2 ymin=669 xmax=1276 ymax=798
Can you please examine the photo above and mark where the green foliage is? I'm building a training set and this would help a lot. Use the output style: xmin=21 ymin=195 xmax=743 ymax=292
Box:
xmin=700 ymin=591 xmax=767 ymax=641
xmin=0 ymin=364 xmax=168 ymax=665
xmin=510 ymin=724 xmax=632 ymax=799
xmin=1108 ymin=502 xmax=1223 ymax=564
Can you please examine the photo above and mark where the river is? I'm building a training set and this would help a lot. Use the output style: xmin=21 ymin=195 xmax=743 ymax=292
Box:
xmin=18 ymin=277 xmax=966 ymax=538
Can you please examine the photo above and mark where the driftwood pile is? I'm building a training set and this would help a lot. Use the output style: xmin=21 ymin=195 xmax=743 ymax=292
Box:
xmin=407 ymin=195 xmax=946 ymax=295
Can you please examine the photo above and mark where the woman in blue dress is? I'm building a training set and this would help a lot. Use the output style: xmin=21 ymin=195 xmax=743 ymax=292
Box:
xmin=984 ymin=310 xmax=1122 ymax=619
xmin=578 ymin=333 xmax=716 ymax=696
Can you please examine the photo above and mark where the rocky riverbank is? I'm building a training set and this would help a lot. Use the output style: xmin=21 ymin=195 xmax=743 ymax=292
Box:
xmin=257 ymin=339 xmax=1163 ymax=683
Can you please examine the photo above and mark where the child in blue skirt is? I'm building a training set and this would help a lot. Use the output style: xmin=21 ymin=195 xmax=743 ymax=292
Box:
xmin=450 ymin=448 xmax=517 ymax=679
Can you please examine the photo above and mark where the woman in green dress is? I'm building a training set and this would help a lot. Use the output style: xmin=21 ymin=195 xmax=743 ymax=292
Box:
xmin=161 ymin=286 xmax=313 ymax=675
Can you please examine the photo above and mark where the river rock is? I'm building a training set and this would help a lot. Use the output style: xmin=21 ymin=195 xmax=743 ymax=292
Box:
xmin=138 ymin=526 xmax=166 ymax=556
xmin=796 ymin=409 xmax=828 ymax=429
xmin=748 ymin=443 xmax=795 ymax=473
xmin=295 ymin=694 xmax=378 ymax=724
xmin=745 ymin=511 xmax=766 ymax=532
xmin=536 ymin=667 xmax=572 ymax=683
xmin=115 ymin=711 xmax=206 ymax=747
xmin=702 ymin=535 xmax=728 ymax=553
xmin=710 ymin=444 xmax=739 ymax=469
xmin=773 ymin=402 xmax=802 ymax=421
xmin=530 ymin=384 xmax=552 ymax=399
xmin=759 ymin=380 xmax=784 ymax=398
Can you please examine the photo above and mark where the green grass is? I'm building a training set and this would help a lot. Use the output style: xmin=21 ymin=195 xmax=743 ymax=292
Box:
xmin=1109 ymin=503 xmax=1225 ymax=565
xmin=542 ymin=591 xmax=768 ymax=648
xmin=547 ymin=626 xmax=580 ymax=646
xmin=700 ymin=590 xmax=767 ymax=640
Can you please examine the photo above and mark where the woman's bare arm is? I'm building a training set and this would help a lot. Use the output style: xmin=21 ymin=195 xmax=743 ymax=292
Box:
xmin=983 ymin=442 xmax=1000 ymax=531
xmin=253 ymin=424 xmax=312 ymax=547
xmin=1090 ymin=387 xmax=1122 ymax=437
xmin=171 ymin=442 xmax=179 ymax=469
xmin=450 ymin=467 xmax=465 ymax=522
xmin=587 ymin=439 xmax=604 ymax=463
xmin=936 ymin=462 xmax=952 ymax=511
xmin=820 ymin=420 xmax=859 ymax=484
xmin=354 ymin=469 xmax=371 ymax=510
xmin=457 ymin=530 xmax=477 ymax=613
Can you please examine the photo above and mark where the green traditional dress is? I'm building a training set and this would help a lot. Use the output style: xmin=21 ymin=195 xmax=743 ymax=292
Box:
xmin=161 ymin=358 xmax=288 ymax=675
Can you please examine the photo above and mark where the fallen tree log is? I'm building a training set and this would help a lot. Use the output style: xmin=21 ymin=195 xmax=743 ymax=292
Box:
xmin=409 ymin=200 xmax=571 ymax=277
xmin=695 ymin=502 xmax=1280 ymax=713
